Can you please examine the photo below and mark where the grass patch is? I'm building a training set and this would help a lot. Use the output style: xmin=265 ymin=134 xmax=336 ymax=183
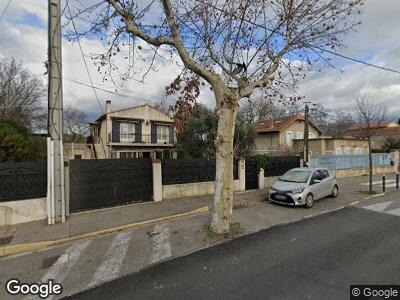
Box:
xmin=357 ymin=190 xmax=378 ymax=196
xmin=203 ymin=222 xmax=245 ymax=240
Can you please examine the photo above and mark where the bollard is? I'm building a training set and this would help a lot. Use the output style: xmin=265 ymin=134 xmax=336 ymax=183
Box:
xmin=382 ymin=174 xmax=386 ymax=192
xmin=396 ymin=173 xmax=399 ymax=189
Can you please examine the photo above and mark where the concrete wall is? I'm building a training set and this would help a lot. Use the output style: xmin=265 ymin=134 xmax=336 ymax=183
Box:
xmin=332 ymin=165 xmax=396 ymax=178
xmin=0 ymin=198 xmax=47 ymax=226
xmin=63 ymin=143 xmax=93 ymax=160
xmin=162 ymin=179 xmax=241 ymax=200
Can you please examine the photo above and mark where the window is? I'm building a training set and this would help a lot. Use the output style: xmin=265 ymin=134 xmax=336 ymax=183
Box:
xmin=335 ymin=148 xmax=342 ymax=155
xmin=354 ymin=147 xmax=362 ymax=155
xmin=319 ymin=169 xmax=329 ymax=179
xmin=296 ymin=132 xmax=303 ymax=140
xmin=120 ymin=122 xmax=135 ymax=142
xmin=119 ymin=151 xmax=137 ymax=158
xmin=74 ymin=154 xmax=82 ymax=159
xmin=311 ymin=171 xmax=324 ymax=183
xmin=344 ymin=147 xmax=351 ymax=155
xmin=157 ymin=125 xmax=170 ymax=143
xmin=285 ymin=131 xmax=293 ymax=146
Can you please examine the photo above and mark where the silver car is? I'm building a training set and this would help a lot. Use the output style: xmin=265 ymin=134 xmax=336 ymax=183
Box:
xmin=267 ymin=167 xmax=339 ymax=208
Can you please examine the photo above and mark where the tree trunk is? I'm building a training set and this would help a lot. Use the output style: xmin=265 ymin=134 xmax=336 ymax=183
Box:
xmin=368 ymin=137 xmax=373 ymax=193
xmin=211 ymin=96 xmax=238 ymax=234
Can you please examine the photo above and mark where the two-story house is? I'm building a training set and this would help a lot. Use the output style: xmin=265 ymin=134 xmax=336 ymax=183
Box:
xmin=89 ymin=101 xmax=176 ymax=159
xmin=253 ymin=114 xmax=323 ymax=154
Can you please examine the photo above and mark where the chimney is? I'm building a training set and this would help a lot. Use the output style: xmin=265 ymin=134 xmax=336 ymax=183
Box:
xmin=106 ymin=100 xmax=111 ymax=113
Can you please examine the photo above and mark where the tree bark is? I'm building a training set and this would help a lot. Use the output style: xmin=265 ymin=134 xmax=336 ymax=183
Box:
xmin=211 ymin=94 xmax=238 ymax=234
xmin=368 ymin=137 xmax=373 ymax=193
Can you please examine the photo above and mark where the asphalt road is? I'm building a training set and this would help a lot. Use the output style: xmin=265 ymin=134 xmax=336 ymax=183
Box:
xmin=66 ymin=206 xmax=400 ymax=300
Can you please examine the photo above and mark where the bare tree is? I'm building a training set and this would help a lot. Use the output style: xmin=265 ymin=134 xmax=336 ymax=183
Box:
xmin=67 ymin=0 xmax=364 ymax=233
xmin=0 ymin=57 xmax=46 ymax=128
xmin=64 ymin=106 xmax=90 ymax=142
xmin=354 ymin=96 xmax=387 ymax=193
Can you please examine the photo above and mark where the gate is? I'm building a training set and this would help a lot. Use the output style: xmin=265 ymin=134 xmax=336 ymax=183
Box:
xmin=245 ymin=159 xmax=258 ymax=190
xmin=69 ymin=158 xmax=153 ymax=213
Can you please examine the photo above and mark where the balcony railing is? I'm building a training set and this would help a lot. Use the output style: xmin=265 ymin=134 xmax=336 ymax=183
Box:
xmin=108 ymin=132 xmax=176 ymax=144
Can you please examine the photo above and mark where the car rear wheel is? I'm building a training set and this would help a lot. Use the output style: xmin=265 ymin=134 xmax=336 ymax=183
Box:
xmin=330 ymin=185 xmax=339 ymax=198
xmin=304 ymin=194 xmax=314 ymax=208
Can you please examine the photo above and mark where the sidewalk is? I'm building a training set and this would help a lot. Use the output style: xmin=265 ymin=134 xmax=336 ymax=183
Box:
xmin=0 ymin=189 xmax=266 ymax=248
xmin=0 ymin=172 xmax=397 ymax=251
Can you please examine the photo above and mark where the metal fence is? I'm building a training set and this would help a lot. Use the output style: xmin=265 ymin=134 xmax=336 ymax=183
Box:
xmin=264 ymin=156 xmax=301 ymax=177
xmin=310 ymin=153 xmax=392 ymax=171
xmin=162 ymin=158 xmax=239 ymax=185
xmin=0 ymin=161 xmax=47 ymax=202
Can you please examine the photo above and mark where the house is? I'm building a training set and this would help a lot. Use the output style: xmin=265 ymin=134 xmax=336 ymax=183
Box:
xmin=64 ymin=143 xmax=93 ymax=160
xmin=292 ymin=137 xmax=369 ymax=156
xmin=88 ymin=101 xmax=176 ymax=159
xmin=253 ymin=114 xmax=323 ymax=154
xmin=346 ymin=122 xmax=400 ymax=150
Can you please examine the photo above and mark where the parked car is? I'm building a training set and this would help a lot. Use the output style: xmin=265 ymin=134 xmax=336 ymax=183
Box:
xmin=267 ymin=167 xmax=339 ymax=208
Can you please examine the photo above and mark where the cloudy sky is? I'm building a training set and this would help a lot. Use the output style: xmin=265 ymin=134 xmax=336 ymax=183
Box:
xmin=0 ymin=0 xmax=399 ymax=121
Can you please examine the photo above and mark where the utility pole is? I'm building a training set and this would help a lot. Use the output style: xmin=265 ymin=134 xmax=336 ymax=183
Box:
xmin=47 ymin=0 xmax=65 ymax=224
xmin=303 ymin=102 xmax=310 ymax=167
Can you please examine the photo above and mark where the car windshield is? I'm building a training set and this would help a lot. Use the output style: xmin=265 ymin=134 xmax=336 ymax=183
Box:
xmin=278 ymin=170 xmax=311 ymax=183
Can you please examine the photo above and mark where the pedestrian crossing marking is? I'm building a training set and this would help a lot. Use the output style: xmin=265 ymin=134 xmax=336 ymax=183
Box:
xmin=363 ymin=201 xmax=393 ymax=212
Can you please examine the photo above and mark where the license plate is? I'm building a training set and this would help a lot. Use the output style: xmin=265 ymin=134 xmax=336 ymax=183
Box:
xmin=275 ymin=194 xmax=286 ymax=200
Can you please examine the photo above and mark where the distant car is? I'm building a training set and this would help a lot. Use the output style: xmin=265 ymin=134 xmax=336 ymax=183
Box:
xmin=267 ymin=167 xmax=339 ymax=208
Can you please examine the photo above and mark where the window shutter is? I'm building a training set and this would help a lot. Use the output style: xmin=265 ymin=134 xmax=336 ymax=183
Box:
xmin=169 ymin=125 xmax=174 ymax=143
xmin=151 ymin=123 xmax=157 ymax=143
xmin=112 ymin=120 xmax=120 ymax=142
xmin=135 ymin=122 xmax=142 ymax=142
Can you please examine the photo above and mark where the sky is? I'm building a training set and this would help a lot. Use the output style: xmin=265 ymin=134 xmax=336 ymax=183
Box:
xmin=0 ymin=0 xmax=399 ymax=122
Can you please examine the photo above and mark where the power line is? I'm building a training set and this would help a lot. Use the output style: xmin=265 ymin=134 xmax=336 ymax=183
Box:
xmin=66 ymin=1 xmax=104 ymax=114
xmin=63 ymin=76 xmax=160 ymax=106
xmin=0 ymin=0 xmax=12 ymax=23
xmin=192 ymin=0 xmax=400 ymax=75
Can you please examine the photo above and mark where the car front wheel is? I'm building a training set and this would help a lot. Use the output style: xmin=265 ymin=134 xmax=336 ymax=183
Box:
xmin=305 ymin=194 xmax=314 ymax=208
xmin=330 ymin=185 xmax=339 ymax=198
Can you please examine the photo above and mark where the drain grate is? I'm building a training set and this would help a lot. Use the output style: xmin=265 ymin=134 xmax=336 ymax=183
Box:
xmin=0 ymin=236 xmax=13 ymax=246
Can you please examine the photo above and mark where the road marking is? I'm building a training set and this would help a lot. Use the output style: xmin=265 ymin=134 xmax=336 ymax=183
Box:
xmin=88 ymin=231 xmax=132 ymax=288
xmin=150 ymin=223 xmax=172 ymax=264
xmin=363 ymin=193 xmax=385 ymax=200
xmin=386 ymin=208 xmax=400 ymax=217
xmin=351 ymin=201 xmax=360 ymax=205
xmin=363 ymin=201 xmax=393 ymax=213
xmin=361 ymin=180 xmax=396 ymax=186
xmin=26 ymin=240 xmax=91 ymax=300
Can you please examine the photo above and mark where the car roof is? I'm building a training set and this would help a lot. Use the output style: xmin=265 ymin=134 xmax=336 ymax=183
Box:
xmin=289 ymin=167 xmax=329 ymax=172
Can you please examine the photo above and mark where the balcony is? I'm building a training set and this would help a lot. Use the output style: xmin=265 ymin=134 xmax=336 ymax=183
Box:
xmin=108 ymin=132 xmax=176 ymax=145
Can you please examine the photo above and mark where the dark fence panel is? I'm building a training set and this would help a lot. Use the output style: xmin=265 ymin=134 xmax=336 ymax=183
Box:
xmin=162 ymin=158 xmax=239 ymax=185
xmin=0 ymin=161 xmax=47 ymax=202
xmin=70 ymin=158 xmax=152 ymax=213
xmin=264 ymin=156 xmax=301 ymax=177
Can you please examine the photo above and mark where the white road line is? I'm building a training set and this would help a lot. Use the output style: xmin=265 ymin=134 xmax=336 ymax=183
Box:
xmin=386 ymin=208 xmax=400 ymax=217
xmin=361 ymin=180 xmax=396 ymax=186
xmin=25 ymin=240 xmax=91 ymax=300
xmin=363 ymin=193 xmax=385 ymax=200
xmin=351 ymin=201 xmax=360 ymax=205
xmin=88 ymin=231 xmax=132 ymax=288
xmin=363 ymin=201 xmax=394 ymax=213
xmin=150 ymin=223 xmax=172 ymax=264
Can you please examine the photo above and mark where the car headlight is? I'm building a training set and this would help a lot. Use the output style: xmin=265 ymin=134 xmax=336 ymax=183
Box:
xmin=291 ymin=188 xmax=305 ymax=194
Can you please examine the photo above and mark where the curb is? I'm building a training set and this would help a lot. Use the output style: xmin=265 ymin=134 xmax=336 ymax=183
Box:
xmin=0 ymin=206 xmax=209 ymax=258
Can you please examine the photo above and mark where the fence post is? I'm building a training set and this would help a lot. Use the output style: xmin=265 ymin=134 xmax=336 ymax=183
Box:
xmin=258 ymin=168 xmax=265 ymax=190
xmin=382 ymin=174 xmax=386 ymax=192
xmin=64 ymin=161 xmax=70 ymax=216
xmin=390 ymin=150 xmax=399 ymax=172
xmin=152 ymin=158 xmax=163 ymax=202
xmin=396 ymin=173 xmax=399 ymax=189
xmin=239 ymin=158 xmax=246 ymax=191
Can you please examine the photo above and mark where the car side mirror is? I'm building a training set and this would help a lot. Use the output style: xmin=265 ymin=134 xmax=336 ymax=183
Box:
xmin=313 ymin=179 xmax=322 ymax=184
